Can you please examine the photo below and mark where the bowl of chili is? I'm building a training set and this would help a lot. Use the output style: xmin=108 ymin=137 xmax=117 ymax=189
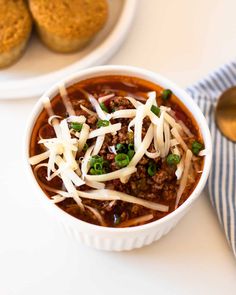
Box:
xmin=24 ymin=65 xmax=212 ymax=251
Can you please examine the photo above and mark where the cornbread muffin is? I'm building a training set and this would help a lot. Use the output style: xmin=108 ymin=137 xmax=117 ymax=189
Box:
xmin=29 ymin=0 xmax=108 ymax=53
xmin=0 ymin=0 xmax=32 ymax=68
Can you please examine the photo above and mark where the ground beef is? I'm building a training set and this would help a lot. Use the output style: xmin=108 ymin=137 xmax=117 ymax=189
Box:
xmin=87 ymin=115 xmax=97 ymax=125
xmin=109 ymin=96 xmax=134 ymax=111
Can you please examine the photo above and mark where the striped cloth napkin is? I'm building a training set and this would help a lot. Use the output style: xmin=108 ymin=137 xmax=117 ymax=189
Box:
xmin=186 ymin=61 xmax=236 ymax=256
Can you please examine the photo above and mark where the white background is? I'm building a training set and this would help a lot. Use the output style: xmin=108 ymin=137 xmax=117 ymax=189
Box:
xmin=1 ymin=0 xmax=236 ymax=294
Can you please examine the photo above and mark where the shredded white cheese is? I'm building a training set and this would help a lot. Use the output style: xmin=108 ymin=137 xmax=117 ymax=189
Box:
xmin=172 ymin=144 xmax=183 ymax=180
xmin=145 ymin=150 xmax=160 ymax=159
xmin=88 ymin=123 xmax=121 ymax=139
xmin=85 ymin=180 xmax=105 ymax=190
xmin=98 ymin=93 xmax=115 ymax=103
xmin=92 ymin=135 xmax=105 ymax=156
xmin=42 ymin=97 xmax=61 ymax=138
xmin=175 ymin=149 xmax=193 ymax=208
xmin=80 ymin=105 xmax=97 ymax=117
xmin=77 ymin=189 xmax=169 ymax=212
xmin=29 ymin=150 xmax=50 ymax=165
xmin=55 ymin=156 xmax=85 ymax=187
xmin=170 ymin=138 xmax=179 ymax=147
xmin=111 ymin=109 xmax=136 ymax=119
xmin=155 ymin=113 xmax=165 ymax=157
xmin=125 ymin=96 xmax=143 ymax=108
xmin=175 ymin=157 xmax=184 ymax=180
xmin=77 ymin=123 xmax=90 ymax=152
xmin=199 ymin=149 xmax=207 ymax=156
xmin=129 ymin=124 xmax=154 ymax=168
xmin=47 ymin=146 xmax=57 ymax=178
xmin=67 ymin=115 xmax=86 ymax=124
xmin=85 ymin=167 xmax=137 ymax=182
xmin=177 ymin=120 xmax=193 ymax=137
xmin=163 ymin=121 xmax=170 ymax=157
xmin=128 ymin=118 xmax=135 ymax=132
xmin=146 ymin=109 xmax=159 ymax=125
xmin=171 ymin=127 xmax=188 ymax=151
xmin=51 ymin=194 xmax=66 ymax=204
xmin=48 ymin=115 xmax=62 ymax=126
xmin=59 ymin=119 xmax=78 ymax=169
xmin=59 ymin=82 xmax=76 ymax=116
xmin=84 ymin=205 xmax=106 ymax=226
xmin=134 ymin=105 xmax=145 ymax=151
xmin=145 ymin=91 xmax=156 ymax=108
xmin=83 ymin=90 xmax=110 ymax=120
xmin=118 ymin=214 xmax=154 ymax=227
xmin=81 ymin=145 xmax=94 ymax=179
xmin=60 ymin=119 xmax=72 ymax=141
xmin=163 ymin=112 xmax=182 ymax=132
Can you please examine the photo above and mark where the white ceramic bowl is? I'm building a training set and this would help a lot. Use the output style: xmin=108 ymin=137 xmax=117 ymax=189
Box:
xmin=24 ymin=65 xmax=212 ymax=251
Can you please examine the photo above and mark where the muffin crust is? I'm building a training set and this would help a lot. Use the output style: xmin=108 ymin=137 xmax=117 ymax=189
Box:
xmin=29 ymin=0 xmax=108 ymax=53
xmin=0 ymin=0 xmax=32 ymax=68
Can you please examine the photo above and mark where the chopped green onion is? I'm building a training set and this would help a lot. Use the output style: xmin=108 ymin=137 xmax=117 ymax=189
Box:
xmin=116 ymin=143 xmax=127 ymax=153
xmin=113 ymin=213 xmax=121 ymax=225
xmin=89 ymin=155 xmax=104 ymax=167
xmin=147 ymin=162 xmax=157 ymax=176
xmin=70 ymin=122 xmax=83 ymax=132
xmin=151 ymin=105 xmax=160 ymax=117
xmin=97 ymin=120 xmax=109 ymax=128
xmin=89 ymin=168 xmax=105 ymax=175
xmin=167 ymin=154 xmax=181 ymax=166
xmin=89 ymin=155 xmax=108 ymax=174
xmin=100 ymin=102 xmax=109 ymax=113
xmin=127 ymin=150 xmax=135 ymax=160
xmin=115 ymin=153 xmax=130 ymax=168
xmin=192 ymin=140 xmax=203 ymax=155
xmin=128 ymin=143 xmax=134 ymax=150
xmin=94 ymin=162 xmax=103 ymax=171
xmin=162 ymin=89 xmax=172 ymax=100
xmin=83 ymin=143 xmax=88 ymax=152
xmin=89 ymin=168 xmax=97 ymax=175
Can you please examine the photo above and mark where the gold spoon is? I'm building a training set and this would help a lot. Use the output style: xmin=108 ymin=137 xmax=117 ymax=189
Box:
xmin=215 ymin=87 xmax=236 ymax=142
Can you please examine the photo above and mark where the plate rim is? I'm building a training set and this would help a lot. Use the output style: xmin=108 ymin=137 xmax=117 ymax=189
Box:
xmin=0 ymin=0 xmax=137 ymax=100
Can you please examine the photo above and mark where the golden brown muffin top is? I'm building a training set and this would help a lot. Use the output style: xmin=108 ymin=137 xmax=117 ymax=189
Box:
xmin=0 ymin=0 xmax=32 ymax=53
xmin=29 ymin=0 xmax=108 ymax=39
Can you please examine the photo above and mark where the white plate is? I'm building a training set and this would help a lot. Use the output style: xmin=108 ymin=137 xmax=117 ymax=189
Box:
xmin=0 ymin=0 xmax=136 ymax=100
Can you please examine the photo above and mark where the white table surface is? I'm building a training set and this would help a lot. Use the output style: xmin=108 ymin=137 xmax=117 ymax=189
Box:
xmin=1 ymin=0 xmax=236 ymax=294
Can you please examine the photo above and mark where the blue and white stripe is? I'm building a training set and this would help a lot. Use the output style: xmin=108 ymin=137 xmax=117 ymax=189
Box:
xmin=186 ymin=61 xmax=236 ymax=257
